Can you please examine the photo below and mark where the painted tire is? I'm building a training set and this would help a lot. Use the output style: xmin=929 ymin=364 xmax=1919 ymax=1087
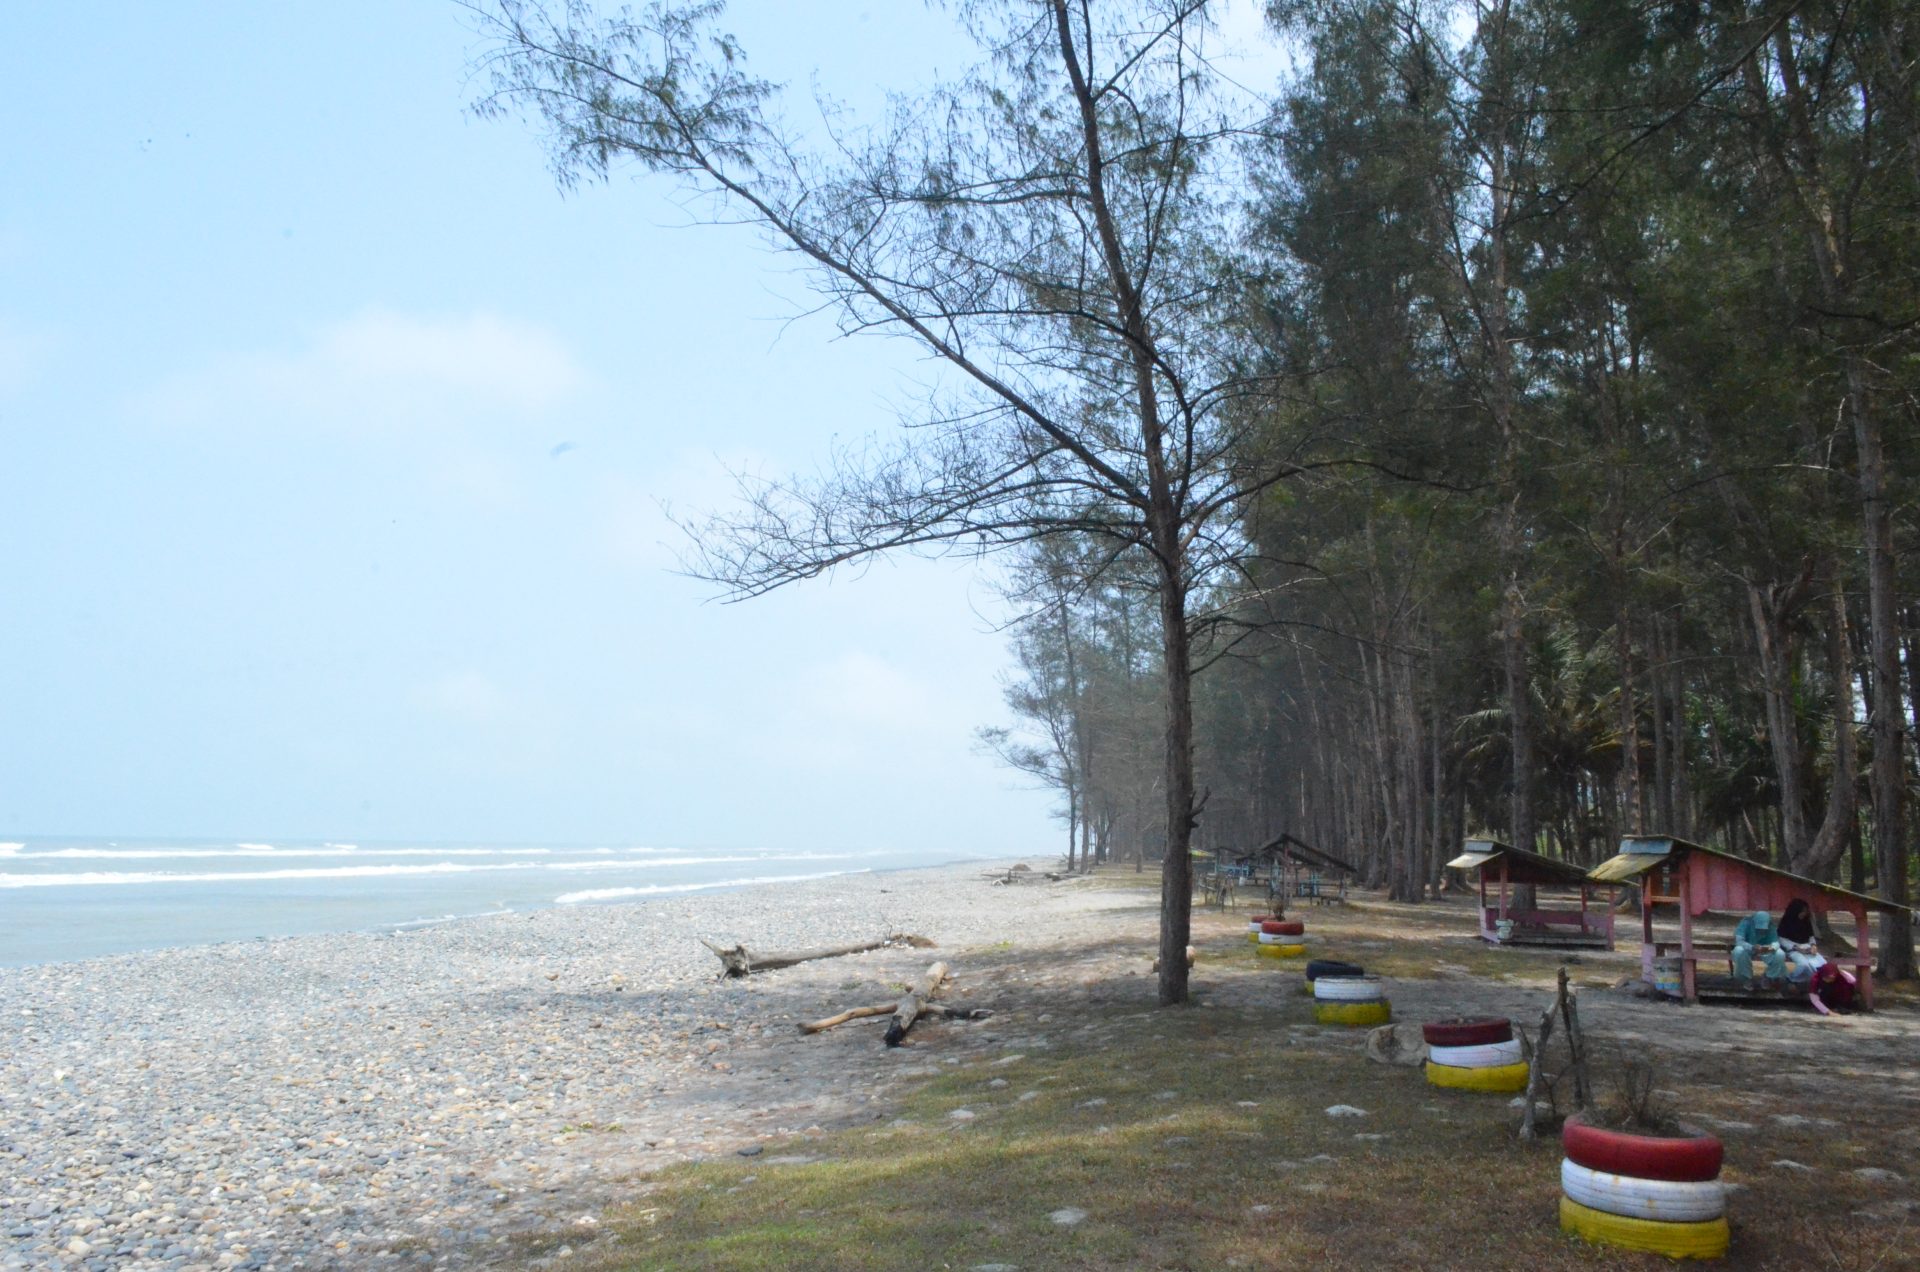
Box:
xmin=1256 ymin=942 xmax=1307 ymax=958
xmin=1421 ymin=1017 xmax=1513 ymax=1048
xmin=1305 ymin=959 xmax=1363 ymax=981
xmin=1562 ymin=1114 xmax=1723 ymax=1183
xmin=1426 ymin=1039 xmax=1523 ymax=1069
xmin=1559 ymin=1196 xmax=1729 ymax=1260
xmin=1561 ymin=1160 xmax=1727 ymax=1223
xmin=1424 ymin=1060 xmax=1530 ymax=1092
xmin=1313 ymin=976 xmax=1385 ymax=1002
xmin=1257 ymin=930 xmax=1308 ymax=945
xmin=1314 ymin=1000 xmax=1391 ymax=1026
xmin=1260 ymin=919 xmax=1305 ymax=936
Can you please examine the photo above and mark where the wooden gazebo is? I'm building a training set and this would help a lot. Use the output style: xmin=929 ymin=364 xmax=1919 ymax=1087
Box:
xmin=1589 ymin=834 xmax=1906 ymax=1010
xmin=1446 ymin=837 xmax=1616 ymax=949
xmin=1256 ymin=832 xmax=1357 ymax=903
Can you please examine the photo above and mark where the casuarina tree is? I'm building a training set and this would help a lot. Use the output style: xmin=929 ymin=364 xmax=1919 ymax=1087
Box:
xmin=472 ymin=0 xmax=1308 ymax=1003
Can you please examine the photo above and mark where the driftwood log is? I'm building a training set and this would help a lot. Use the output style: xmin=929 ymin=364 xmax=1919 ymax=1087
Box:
xmin=1519 ymin=967 xmax=1593 ymax=1140
xmin=799 ymin=1001 xmax=991 ymax=1035
xmin=884 ymin=961 xmax=949 ymax=1047
xmin=700 ymin=933 xmax=934 ymax=979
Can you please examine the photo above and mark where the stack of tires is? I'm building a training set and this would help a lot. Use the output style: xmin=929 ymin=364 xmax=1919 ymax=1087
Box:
xmin=1559 ymin=1114 xmax=1728 ymax=1259
xmin=1421 ymin=1017 xmax=1530 ymax=1093
xmin=1301 ymin=958 xmax=1364 ymax=995
xmin=1311 ymin=974 xmax=1389 ymax=1025
xmin=1255 ymin=918 xmax=1306 ymax=958
xmin=1246 ymin=914 xmax=1276 ymax=944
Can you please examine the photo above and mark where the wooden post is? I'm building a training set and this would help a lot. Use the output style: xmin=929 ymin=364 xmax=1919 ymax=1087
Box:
xmin=1678 ymin=867 xmax=1697 ymax=1003
xmin=1558 ymin=968 xmax=1592 ymax=1111
xmin=1855 ymin=904 xmax=1875 ymax=1011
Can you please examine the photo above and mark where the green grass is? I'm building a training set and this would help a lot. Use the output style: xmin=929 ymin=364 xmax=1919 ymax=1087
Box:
xmin=518 ymin=878 xmax=1917 ymax=1271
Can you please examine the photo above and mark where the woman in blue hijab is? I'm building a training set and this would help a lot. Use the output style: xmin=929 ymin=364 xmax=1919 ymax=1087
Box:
xmin=1732 ymin=909 xmax=1786 ymax=986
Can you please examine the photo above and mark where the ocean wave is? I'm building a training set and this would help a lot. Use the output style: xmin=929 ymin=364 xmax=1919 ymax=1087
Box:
xmin=0 ymin=843 xmax=22 ymax=856
xmin=235 ymin=843 xmax=275 ymax=851
xmin=24 ymin=845 xmax=557 ymax=860
xmin=389 ymin=907 xmax=514 ymax=931
xmin=555 ymin=868 xmax=869 ymax=905
xmin=0 ymin=853 xmax=869 ymax=888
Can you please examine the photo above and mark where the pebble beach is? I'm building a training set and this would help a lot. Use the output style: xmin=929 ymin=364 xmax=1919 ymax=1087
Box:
xmin=1 ymin=859 xmax=1129 ymax=1271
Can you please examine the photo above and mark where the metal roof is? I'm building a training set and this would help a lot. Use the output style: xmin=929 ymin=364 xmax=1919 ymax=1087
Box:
xmin=1586 ymin=835 xmax=1909 ymax=912
xmin=1444 ymin=838 xmax=1593 ymax=886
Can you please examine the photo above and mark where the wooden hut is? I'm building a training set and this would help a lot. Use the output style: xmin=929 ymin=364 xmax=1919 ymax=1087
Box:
xmin=1446 ymin=837 xmax=1616 ymax=949
xmin=1589 ymin=834 xmax=1905 ymax=1010
xmin=1219 ymin=833 xmax=1357 ymax=904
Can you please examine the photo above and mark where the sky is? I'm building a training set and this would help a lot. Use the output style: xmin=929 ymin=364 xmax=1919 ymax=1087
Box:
xmin=0 ymin=2 xmax=1283 ymax=854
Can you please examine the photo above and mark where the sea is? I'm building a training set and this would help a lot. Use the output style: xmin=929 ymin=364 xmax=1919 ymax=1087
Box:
xmin=0 ymin=837 xmax=949 ymax=967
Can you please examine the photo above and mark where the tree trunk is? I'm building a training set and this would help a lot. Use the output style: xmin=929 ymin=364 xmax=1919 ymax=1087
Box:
xmin=1793 ymin=573 xmax=1855 ymax=880
xmin=1749 ymin=570 xmax=1814 ymax=863
xmin=1154 ymin=550 xmax=1196 ymax=1005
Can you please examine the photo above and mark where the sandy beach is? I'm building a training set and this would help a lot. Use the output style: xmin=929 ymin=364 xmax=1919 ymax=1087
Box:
xmin=0 ymin=859 xmax=1133 ymax=1271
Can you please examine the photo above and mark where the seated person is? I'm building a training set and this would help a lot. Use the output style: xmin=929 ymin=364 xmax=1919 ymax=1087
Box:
xmin=1732 ymin=909 xmax=1786 ymax=986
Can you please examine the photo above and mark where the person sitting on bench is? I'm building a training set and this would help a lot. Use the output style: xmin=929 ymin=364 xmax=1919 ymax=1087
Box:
xmin=1732 ymin=909 xmax=1786 ymax=988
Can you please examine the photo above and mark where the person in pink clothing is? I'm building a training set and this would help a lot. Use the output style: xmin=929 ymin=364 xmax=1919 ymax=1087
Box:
xmin=1778 ymin=898 xmax=1857 ymax=1015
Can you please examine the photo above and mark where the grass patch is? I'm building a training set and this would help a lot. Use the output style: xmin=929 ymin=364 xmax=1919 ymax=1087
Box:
xmin=563 ymin=999 xmax=1892 ymax=1271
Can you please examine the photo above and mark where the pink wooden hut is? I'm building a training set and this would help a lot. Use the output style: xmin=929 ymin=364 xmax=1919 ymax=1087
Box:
xmin=1589 ymin=834 xmax=1906 ymax=1010
xmin=1446 ymin=837 xmax=1616 ymax=949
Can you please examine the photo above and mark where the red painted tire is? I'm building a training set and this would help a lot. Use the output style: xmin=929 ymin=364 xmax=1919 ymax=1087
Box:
xmin=1561 ymin=1113 xmax=1723 ymax=1183
xmin=1260 ymin=920 xmax=1305 ymax=936
xmin=1421 ymin=1017 xmax=1513 ymax=1048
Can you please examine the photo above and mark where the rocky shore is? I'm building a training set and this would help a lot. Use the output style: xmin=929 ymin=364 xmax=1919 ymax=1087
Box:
xmin=0 ymin=859 xmax=1130 ymax=1270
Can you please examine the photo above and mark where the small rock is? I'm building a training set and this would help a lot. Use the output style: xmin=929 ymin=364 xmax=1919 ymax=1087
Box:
xmin=1076 ymin=1098 xmax=1107 ymax=1109
xmin=1854 ymin=1168 xmax=1904 ymax=1185
xmin=1249 ymin=1204 xmax=1271 ymax=1215
xmin=1017 ymin=1091 xmax=1040 ymax=1102
xmin=1324 ymin=1105 xmax=1367 ymax=1118
xmin=1048 ymin=1207 xmax=1087 ymax=1227
xmin=970 ymin=1264 xmax=1021 ymax=1271
xmin=1772 ymin=1159 xmax=1813 ymax=1172
xmin=1354 ymin=1133 xmax=1390 ymax=1141
xmin=949 ymin=1109 xmax=977 ymax=1122
xmin=736 ymin=1146 xmax=763 ymax=1158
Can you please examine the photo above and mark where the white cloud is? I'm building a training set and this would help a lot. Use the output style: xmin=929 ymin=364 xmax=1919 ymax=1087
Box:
xmin=136 ymin=309 xmax=585 ymax=436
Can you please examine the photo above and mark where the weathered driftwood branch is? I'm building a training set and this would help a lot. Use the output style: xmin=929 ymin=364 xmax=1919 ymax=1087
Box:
xmin=1519 ymin=967 xmax=1592 ymax=1139
xmin=798 ymin=1001 xmax=991 ymax=1036
xmin=884 ymin=961 xmax=949 ymax=1047
xmin=701 ymin=933 xmax=934 ymax=979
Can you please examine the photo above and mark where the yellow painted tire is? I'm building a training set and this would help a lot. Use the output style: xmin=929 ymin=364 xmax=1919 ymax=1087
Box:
xmin=1425 ymin=1059 xmax=1531 ymax=1093
xmin=1313 ymin=1000 xmax=1390 ymax=1026
xmin=1256 ymin=943 xmax=1308 ymax=959
xmin=1247 ymin=931 xmax=1261 ymax=943
xmin=1559 ymin=1196 xmax=1729 ymax=1260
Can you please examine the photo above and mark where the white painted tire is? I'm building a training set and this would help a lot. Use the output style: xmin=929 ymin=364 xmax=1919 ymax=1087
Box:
xmin=1313 ymin=976 xmax=1385 ymax=1003
xmin=1426 ymin=1039 xmax=1523 ymax=1069
xmin=1258 ymin=931 xmax=1310 ymax=945
xmin=1560 ymin=1159 xmax=1727 ymax=1223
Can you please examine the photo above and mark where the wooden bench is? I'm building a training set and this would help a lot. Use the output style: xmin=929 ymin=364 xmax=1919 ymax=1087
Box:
xmin=1650 ymin=940 xmax=1871 ymax=1003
